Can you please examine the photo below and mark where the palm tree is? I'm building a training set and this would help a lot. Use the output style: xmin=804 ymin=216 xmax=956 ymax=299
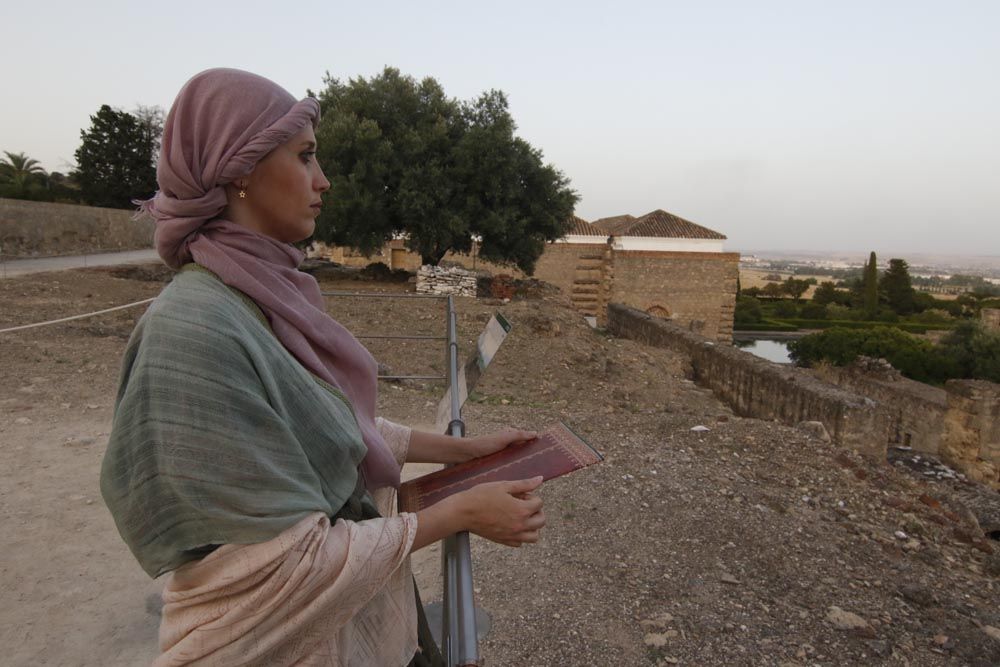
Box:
xmin=0 ymin=151 xmax=47 ymax=189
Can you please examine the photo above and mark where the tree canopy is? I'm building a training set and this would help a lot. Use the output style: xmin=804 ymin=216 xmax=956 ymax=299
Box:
xmin=788 ymin=327 xmax=958 ymax=384
xmin=74 ymin=105 xmax=159 ymax=209
xmin=812 ymin=281 xmax=844 ymax=305
xmin=782 ymin=276 xmax=811 ymax=302
xmin=0 ymin=151 xmax=49 ymax=200
xmin=311 ymin=67 xmax=578 ymax=273
xmin=880 ymin=258 xmax=916 ymax=315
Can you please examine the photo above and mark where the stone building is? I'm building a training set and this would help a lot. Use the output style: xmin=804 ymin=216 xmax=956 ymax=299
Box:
xmin=312 ymin=208 xmax=739 ymax=342
xmin=532 ymin=209 xmax=739 ymax=342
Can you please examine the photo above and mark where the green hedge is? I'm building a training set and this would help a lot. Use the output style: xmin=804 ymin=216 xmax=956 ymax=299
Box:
xmin=788 ymin=327 xmax=956 ymax=384
xmin=772 ymin=319 xmax=955 ymax=334
xmin=733 ymin=319 xmax=800 ymax=332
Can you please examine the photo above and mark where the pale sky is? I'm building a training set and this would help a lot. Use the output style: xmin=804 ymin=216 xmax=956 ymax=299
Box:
xmin=2 ymin=0 xmax=997 ymax=256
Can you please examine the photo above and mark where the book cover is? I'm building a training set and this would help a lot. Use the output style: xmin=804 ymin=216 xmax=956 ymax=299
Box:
xmin=398 ymin=422 xmax=603 ymax=512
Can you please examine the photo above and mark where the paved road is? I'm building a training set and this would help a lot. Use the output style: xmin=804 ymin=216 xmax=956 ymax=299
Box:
xmin=0 ymin=249 xmax=160 ymax=278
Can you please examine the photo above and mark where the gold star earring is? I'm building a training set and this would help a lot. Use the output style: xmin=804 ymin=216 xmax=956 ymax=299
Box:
xmin=238 ymin=182 xmax=247 ymax=199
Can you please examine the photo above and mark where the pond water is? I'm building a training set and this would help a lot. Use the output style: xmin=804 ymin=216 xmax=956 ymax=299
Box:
xmin=734 ymin=339 xmax=793 ymax=364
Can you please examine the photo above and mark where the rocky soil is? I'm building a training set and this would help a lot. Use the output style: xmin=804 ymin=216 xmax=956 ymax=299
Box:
xmin=1 ymin=262 xmax=998 ymax=666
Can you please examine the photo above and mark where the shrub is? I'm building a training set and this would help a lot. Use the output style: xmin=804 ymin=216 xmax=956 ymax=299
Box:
xmin=788 ymin=326 xmax=960 ymax=384
xmin=735 ymin=295 xmax=764 ymax=325
xmin=773 ymin=300 xmax=798 ymax=318
xmin=826 ymin=304 xmax=852 ymax=320
xmin=938 ymin=321 xmax=1000 ymax=383
xmin=908 ymin=308 xmax=953 ymax=324
xmin=799 ymin=302 xmax=828 ymax=319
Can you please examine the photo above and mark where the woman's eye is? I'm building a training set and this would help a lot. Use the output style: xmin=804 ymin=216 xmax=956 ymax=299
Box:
xmin=301 ymin=151 xmax=316 ymax=163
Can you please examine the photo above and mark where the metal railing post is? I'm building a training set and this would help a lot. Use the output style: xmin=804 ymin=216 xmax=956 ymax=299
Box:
xmin=319 ymin=289 xmax=480 ymax=665
xmin=442 ymin=294 xmax=479 ymax=666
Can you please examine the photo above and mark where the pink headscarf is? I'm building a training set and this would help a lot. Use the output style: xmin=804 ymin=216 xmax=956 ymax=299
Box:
xmin=139 ymin=68 xmax=400 ymax=490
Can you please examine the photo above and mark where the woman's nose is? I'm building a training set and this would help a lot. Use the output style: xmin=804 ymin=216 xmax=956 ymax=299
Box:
xmin=315 ymin=166 xmax=331 ymax=193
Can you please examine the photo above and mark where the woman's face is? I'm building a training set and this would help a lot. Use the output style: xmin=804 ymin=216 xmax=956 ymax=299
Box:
xmin=237 ymin=125 xmax=330 ymax=243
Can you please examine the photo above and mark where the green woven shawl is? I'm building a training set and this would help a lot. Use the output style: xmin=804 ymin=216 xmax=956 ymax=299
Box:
xmin=100 ymin=266 xmax=372 ymax=578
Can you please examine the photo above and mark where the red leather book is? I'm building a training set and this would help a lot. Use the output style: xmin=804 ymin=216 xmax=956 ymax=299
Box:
xmin=398 ymin=422 xmax=603 ymax=512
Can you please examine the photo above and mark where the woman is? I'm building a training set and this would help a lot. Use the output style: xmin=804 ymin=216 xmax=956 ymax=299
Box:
xmin=100 ymin=68 xmax=545 ymax=666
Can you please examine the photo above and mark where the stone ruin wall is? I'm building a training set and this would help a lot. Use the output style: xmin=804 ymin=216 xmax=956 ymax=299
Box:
xmin=0 ymin=198 xmax=154 ymax=257
xmin=982 ymin=308 xmax=1000 ymax=332
xmin=941 ymin=380 xmax=1000 ymax=487
xmin=607 ymin=303 xmax=889 ymax=458
xmin=609 ymin=250 xmax=738 ymax=343
xmin=811 ymin=364 xmax=946 ymax=456
xmin=609 ymin=302 xmax=1000 ymax=488
xmin=810 ymin=365 xmax=999 ymax=487
xmin=441 ymin=242 xmax=740 ymax=342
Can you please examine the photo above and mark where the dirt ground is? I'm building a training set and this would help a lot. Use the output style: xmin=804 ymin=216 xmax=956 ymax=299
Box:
xmin=1 ymin=263 xmax=999 ymax=666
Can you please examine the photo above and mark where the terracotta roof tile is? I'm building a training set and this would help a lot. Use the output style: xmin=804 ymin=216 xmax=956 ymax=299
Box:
xmin=621 ymin=209 xmax=726 ymax=240
xmin=591 ymin=214 xmax=635 ymax=235
xmin=565 ymin=215 xmax=605 ymax=236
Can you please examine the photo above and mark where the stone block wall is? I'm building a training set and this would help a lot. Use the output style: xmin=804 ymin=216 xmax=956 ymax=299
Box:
xmin=610 ymin=250 xmax=739 ymax=343
xmin=812 ymin=364 xmax=947 ymax=455
xmin=941 ymin=380 xmax=1000 ymax=488
xmin=607 ymin=303 xmax=889 ymax=458
xmin=982 ymin=308 xmax=1000 ymax=332
xmin=531 ymin=243 xmax=607 ymax=293
xmin=0 ymin=198 xmax=154 ymax=257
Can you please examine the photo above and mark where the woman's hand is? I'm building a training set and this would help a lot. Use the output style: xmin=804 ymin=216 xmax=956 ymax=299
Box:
xmin=464 ymin=428 xmax=538 ymax=461
xmin=458 ymin=476 xmax=546 ymax=547
xmin=411 ymin=476 xmax=546 ymax=551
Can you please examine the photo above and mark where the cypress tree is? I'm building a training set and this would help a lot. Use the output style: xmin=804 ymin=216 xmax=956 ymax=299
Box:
xmin=863 ymin=251 xmax=879 ymax=318
xmin=880 ymin=258 xmax=916 ymax=315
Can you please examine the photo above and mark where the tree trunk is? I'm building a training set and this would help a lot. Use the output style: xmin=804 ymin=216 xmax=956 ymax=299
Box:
xmin=420 ymin=248 xmax=448 ymax=267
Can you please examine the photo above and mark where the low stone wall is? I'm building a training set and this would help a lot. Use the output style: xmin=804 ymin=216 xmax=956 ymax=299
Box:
xmin=607 ymin=303 xmax=888 ymax=458
xmin=415 ymin=265 xmax=477 ymax=296
xmin=812 ymin=363 xmax=947 ymax=455
xmin=0 ymin=198 xmax=153 ymax=257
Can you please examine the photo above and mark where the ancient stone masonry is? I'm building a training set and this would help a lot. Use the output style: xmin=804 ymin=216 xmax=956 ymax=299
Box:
xmin=941 ymin=380 xmax=1000 ymax=488
xmin=415 ymin=265 xmax=477 ymax=296
xmin=610 ymin=302 xmax=1000 ymax=486
xmin=319 ymin=229 xmax=739 ymax=340
xmin=524 ymin=244 xmax=738 ymax=341
xmin=983 ymin=308 xmax=1000 ymax=332
xmin=0 ymin=198 xmax=154 ymax=257
xmin=811 ymin=360 xmax=1000 ymax=489
xmin=609 ymin=250 xmax=738 ymax=343
xmin=812 ymin=358 xmax=947 ymax=456
xmin=608 ymin=303 xmax=889 ymax=458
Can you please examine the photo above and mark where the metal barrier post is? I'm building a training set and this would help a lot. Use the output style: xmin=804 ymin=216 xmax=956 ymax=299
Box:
xmin=320 ymin=289 xmax=480 ymax=665
xmin=442 ymin=294 xmax=479 ymax=666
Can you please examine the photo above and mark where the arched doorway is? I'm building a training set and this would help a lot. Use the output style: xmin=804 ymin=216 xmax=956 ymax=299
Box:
xmin=646 ymin=305 xmax=671 ymax=319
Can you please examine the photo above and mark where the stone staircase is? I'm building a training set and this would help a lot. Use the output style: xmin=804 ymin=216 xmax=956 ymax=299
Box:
xmin=569 ymin=253 xmax=606 ymax=317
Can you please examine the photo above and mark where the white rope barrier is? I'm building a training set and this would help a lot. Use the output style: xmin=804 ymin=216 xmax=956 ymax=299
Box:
xmin=0 ymin=298 xmax=155 ymax=334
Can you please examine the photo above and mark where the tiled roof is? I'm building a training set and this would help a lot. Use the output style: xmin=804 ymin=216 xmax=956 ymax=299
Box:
xmin=591 ymin=214 xmax=635 ymax=235
xmin=565 ymin=215 xmax=605 ymax=236
xmin=621 ymin=209 xmax=726 ymax=240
